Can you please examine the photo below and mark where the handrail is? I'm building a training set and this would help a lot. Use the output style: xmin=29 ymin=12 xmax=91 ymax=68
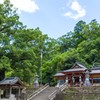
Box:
xmin=48 ymin=82 xmax=67 ymax=100
xmin=48 ymin=90 xmax=58 ymax=100
xmin=27 ymin=83 xmax=49 ymax=100
xmin=28 ymin=83 xmax=48 ymax=97
xmin=60 ymin=82 xmax=67 ymax=91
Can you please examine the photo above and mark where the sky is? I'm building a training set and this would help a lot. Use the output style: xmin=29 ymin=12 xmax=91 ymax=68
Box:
xmin=1 ymin=0 xmax=100 ymax=39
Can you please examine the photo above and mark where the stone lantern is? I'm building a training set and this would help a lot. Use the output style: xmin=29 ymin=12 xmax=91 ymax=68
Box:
xmin=34 ymin=74 xmax=39 ymax=88
xmin=84 ymin=70 xmax=91 ymax=86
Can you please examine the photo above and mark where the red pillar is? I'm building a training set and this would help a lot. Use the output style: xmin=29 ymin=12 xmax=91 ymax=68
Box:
xmin=69 ymin=75 xmax=72 ymax=86
xmin=82 ymin=74 xmax=85 ymax=83
xmin=91 ymin=78 xmax=93 ymax=85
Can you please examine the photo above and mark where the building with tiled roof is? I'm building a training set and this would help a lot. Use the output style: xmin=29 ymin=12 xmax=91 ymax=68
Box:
xmin=54 ymin=62 xmax=100 ymax=87
xmin=0 ymin=77 xmax=24 ymax=99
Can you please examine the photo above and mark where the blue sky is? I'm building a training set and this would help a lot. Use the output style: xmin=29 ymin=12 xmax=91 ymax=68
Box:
xmin=1 ymin=0 xmax=100 ymax=39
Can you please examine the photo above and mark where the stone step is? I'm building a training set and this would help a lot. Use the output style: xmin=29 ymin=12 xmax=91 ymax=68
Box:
xmin=30 ymin=87 xmax=58 ymax=100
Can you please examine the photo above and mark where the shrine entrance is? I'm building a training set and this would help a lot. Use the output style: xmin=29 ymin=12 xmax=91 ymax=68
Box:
xmin=54 ymin=62 xmax=100 ymax=87
xmin=66 ymin=73 xmax=85 ymax=87
xmin=73 ymin=76 xmax=80 ymax=86
xmin=54 ymin=62 xmax=86 ymax=87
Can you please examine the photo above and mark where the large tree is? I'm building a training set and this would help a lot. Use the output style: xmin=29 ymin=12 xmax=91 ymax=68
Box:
xmin=0 ymin=0 xmax=24 ymax=80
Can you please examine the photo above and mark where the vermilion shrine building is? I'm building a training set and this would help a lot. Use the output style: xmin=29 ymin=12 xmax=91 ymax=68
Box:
xmin=54 ymin=62 xmax=100 ymax=87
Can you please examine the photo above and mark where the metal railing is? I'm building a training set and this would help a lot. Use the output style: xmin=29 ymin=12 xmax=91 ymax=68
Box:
xmin=48 ymin=82 xmax=67 ymax=100
xmin=27 ymin=83 xmax=49 ymax=100
xmin=60 ymin=82 xmax=67 ymax=92
xmin=48 ymin=89 xmax=58 ymax=100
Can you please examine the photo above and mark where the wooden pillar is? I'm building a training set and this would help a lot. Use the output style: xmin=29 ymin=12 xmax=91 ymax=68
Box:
xmin=18 ymin=86 xmax=21 ymax=97
xmin=69 ymin=75 xmax=72 ymax=87
xmin=83 ymin=74 xmax=85 ymax=83
xmin=9 ymin=86 xmax=12 ymax=97
xmin=0 ymin=89 xmax=1 ymax=99
xmin=91 ymin=78 xmax=93 ymax=85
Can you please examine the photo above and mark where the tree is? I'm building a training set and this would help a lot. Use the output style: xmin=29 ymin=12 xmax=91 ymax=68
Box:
xmin=77 ymin=19 xmax=100 ymax=66
xmin=57 ymin=31 xmax=74 ymax=53
xmin=0 ymin=0 xmax=24 ymax=80
xmin=72 ymin=20 xmax=86 ymax=47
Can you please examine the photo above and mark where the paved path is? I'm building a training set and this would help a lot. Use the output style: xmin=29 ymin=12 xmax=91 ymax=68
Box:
xmin=29 ymin=87 xmax=58 ymax=100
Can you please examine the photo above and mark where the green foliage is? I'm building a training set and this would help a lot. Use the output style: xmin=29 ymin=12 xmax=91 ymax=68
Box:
xmin=0 ymin=0 xmax=100 ymax=85
xmin=0 ymin=56 xmax=10 ymax=70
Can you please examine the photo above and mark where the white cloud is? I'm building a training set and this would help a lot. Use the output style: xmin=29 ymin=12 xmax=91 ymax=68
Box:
xmin=64 ymin=0 xmax=86 ymax=20
xmin=0 ymin=0 xmax=39 ymax=13
xmin=0 ymin=0 xmax=4 ymax=4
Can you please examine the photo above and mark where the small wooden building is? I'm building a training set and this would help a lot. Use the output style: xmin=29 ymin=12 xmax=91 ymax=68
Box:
xmin=90 ymin=66 xmax=100 ymax=86
xmin=54 ymin=62 xmax=100 ymax=87
xmin=0 ymin=77 xmax=24 ymax=99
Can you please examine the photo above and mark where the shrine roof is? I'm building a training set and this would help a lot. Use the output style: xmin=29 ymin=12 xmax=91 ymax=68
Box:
xmin=71 ymin=62 xmax=86 ymax=69
xmin=0 ymin=77 xmax=23 ymax=86
xmin=53 ymin=73 xmax=66 ymax=77
xmin=90 ymin=66 xmax=100 ymax=70
xmin=76 ymin=63 xmax=86 ymax=68
xmin=62 ymin=68 xmax=87 ymax=73
xmin=90 ymin=70 xmax=100 ymax=74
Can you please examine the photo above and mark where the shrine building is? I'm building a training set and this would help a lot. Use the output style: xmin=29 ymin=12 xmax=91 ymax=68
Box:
xmin=54 ymin=62 xmax=100 ymax=87
xmin=0 ymin=77 xmax=24 ymax=99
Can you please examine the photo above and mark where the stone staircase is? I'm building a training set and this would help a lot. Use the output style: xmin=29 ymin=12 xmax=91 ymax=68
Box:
xmin=28 ymin=86 xmax=58 ymax=100
xmin=27 ymin=83 xmax=67 ymax=100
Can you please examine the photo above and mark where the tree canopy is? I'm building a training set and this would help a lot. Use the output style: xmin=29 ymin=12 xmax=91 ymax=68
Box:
xmin=0 ymin=0 xmax=100 ymax=85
